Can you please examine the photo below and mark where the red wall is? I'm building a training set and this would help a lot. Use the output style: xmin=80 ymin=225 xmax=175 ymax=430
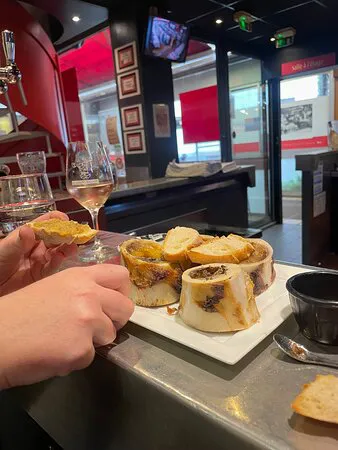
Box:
xmin=61 ymin=68 xmax=85 ymax=142
xmin=0 ymin=0 xmax=67 ymax=147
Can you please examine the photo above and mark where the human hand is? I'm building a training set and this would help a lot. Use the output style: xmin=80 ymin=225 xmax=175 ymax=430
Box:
xmin=0 ymin=211 xmax=77 ymax=296
xmin=0 ymin=264 xmax=133 ymax=389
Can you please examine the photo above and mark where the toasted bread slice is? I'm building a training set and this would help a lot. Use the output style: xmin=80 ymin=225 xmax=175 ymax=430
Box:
xmin=163 ymin=227 xmax=202 ymax=262
xmin=187 ymin=234 xmax=254 ymax=264
xmin=200 ymin=234 xmax=216 ymax=243
xmin=28 ymin=219 xmax=97 ymax=246
xmin=292 ymin=375 xmax=338 ymax=424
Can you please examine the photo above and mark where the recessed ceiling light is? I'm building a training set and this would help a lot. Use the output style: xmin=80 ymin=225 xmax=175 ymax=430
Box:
xmin=270 ymin=37 xmax=276 ymax=42
xmin=215 ymin=19 xmax=223 ymax=25
xmin=72 ymin=16 xmax=80 ymax=22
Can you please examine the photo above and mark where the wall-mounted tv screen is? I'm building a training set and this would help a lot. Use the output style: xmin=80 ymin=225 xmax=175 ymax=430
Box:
xmin=144 ymin=16 xmax=190 ymax=63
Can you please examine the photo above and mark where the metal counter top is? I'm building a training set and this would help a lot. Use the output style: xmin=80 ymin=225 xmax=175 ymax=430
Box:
xmin=97 ymin=315 xmax=338 ymax=450
xmin=6 ymin=258 xmax=338 ymax=450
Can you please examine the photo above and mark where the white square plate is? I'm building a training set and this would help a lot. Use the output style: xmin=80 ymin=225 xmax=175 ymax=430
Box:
xmin=130 ymin=263 xmax=310 ymax=365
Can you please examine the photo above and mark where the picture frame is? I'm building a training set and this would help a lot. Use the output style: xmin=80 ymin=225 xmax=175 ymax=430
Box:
xmin=117 ymin=70 xmax=141 ymax=100
xmin=153 ymin=103 xmax=171 ymax=138
xmin=121 ymin=104 xmax=144 ymax=131
xmin=114 ymin=41 xmax=138 ymax=74
xmin=124 ymin=129 xmax=146 ymax=154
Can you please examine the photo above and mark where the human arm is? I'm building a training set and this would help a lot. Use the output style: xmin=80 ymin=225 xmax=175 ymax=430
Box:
xmin=0 ymin=264 xmax=134 ymax=389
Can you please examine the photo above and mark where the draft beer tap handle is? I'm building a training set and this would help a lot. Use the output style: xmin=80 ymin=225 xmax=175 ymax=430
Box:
xmin=17 ymin=79 xmax=27 ymax=106
xmin=2 ymin=30 xmax=15 ymax=65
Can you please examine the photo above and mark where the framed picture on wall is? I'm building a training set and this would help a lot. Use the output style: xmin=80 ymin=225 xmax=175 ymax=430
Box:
xmin=114 ymin=41 xmax=138 ymax=74
xmin=124 ymin=129 xmax=146 ymax=154
xmin=117 ymin=70 xmax=141 ymax=100
xmin=106 ymin=116 xmax=121 ymax=145
xmin=153 ymin=103 xmax=171 ymax=138
xmin=121 ymin=104 xmax=144 ymax=131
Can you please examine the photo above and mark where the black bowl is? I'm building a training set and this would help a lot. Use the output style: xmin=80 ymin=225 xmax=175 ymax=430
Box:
xmin=286 ymin=271 xmax=338 ymax=345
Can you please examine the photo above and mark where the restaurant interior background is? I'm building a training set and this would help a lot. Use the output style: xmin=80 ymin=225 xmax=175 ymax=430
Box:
xmin=1 ymin=0 xmax=338 ymax=258
xmin=55 ymin=30 xmax=334 ymax=228
xmin=3 ymin=1 xmax=338 ymax=449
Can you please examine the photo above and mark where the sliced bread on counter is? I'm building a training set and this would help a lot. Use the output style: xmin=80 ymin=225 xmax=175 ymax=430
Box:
xmin=292 ymin=375 xmax=338 ymax=424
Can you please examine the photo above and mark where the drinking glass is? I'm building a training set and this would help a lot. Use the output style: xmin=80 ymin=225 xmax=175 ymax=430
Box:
xmin=0 ymin=173 xmax=55 ymax=235
xmin=17 ymin=151 xmax=47 ymax=174
xmin=66 ymin=141 xmax=116 ymax=262
xmin=328 ymin=121 xmax=338 ymax=150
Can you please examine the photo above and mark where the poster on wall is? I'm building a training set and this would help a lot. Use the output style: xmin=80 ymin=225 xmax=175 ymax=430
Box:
xmin=153 ymin=104 xmax=171 ymax=138
xmin=124 ymin=129 xmax=146 ymax=154
xmin=281 ymin=104 xmax=313 ymax=136
xmin=114 ymin=41 xmax=138 ymax=74
xmin=106 ymin=116 xmax=120 ymax=145
xmin=117 ymin=70 xmax=141 ymax=100
xmin=121 ymin=104 xmax=144 ymax=131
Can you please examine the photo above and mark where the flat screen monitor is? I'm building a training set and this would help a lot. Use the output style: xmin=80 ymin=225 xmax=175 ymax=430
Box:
xmin=144 ymin=16 xmax=190 ymax=63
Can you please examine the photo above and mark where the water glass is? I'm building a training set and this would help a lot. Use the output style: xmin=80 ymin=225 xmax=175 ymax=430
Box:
xmin=0 ymin=173 xmax=55 ymax=235
xmin=17 ymin=151 xmax=47 ymax=174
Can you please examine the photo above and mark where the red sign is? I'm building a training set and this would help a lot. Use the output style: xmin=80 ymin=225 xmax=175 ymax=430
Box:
xmin=180 ymin=86 xmax=220 ymax=144
xmin=281 ymin=53 xmax=336 ymax=76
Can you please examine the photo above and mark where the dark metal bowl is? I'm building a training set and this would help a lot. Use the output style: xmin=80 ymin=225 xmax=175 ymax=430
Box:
xmin=286 ymin=271 xmax=338 ymax=345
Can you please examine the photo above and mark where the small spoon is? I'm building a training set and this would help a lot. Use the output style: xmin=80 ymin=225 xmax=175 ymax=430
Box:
xmin=273 ymin=334 xmax=338 ymax=369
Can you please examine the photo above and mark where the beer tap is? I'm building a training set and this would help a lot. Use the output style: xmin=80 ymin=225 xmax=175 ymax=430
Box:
xmin=0 ymin=30 xmax=27 ymax=106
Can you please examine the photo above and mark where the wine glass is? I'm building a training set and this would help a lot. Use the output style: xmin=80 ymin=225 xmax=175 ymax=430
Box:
xmin=0 ymin=173 xmax=55 ymax=235
xmin=17 ymin=151 xmax=47 ymax=174
xmin=66 ymin=141 xmax=116 ymax=262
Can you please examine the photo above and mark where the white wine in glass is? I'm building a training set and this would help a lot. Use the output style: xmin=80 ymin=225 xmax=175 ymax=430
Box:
xmin=66 ymin=141 xmax=115 ymax=262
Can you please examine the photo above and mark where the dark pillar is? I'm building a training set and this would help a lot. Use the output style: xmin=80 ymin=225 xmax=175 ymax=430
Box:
xmin=268 ymin=78 xmax=283 ymax=223
xmin=110 ymin=14 xmax=178 ymax=181
xmin=216 ymin=45 xmax=232 ymax=162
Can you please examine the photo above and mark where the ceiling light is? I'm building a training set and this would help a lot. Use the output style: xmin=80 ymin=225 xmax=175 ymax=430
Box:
xmin=227 ymin=51 xmax=232 ymax=56
xmin=215 ymin=19 xmax=223 ymax=25
xmin=72 ymin=16 xmax=80 ymax=22
xmin=270 ymin=37 xmax=276 ymax=42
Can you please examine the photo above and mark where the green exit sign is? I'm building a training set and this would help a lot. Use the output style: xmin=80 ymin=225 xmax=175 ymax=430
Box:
xmin=233 ymin=11 xmax=254 ymax=32
xmin=276 ymin=36 xmax=294 ymax=48
xmin=238 ymin=15 xmax=252 ymax=32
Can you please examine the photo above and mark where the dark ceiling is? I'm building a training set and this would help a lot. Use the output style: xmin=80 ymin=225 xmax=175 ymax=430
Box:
xmin=19 ymin=0 xmax=338 ymax=57
xmin=21 ymin=0 xmax=108 ymax=48
xmin=81 ymin=0 xmax=338 ymax=56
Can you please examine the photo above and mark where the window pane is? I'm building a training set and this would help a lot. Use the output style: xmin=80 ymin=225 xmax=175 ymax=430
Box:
xmin=59 ymin=28 xmax=126 ymax=178
xmin=172 ymin=40 xmax=221 ymax=162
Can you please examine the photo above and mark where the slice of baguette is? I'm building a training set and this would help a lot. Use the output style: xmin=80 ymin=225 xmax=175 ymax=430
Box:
xmin=28 ymin=219 xmax=97 ymax=246
xmin=187 ymin=234 xmax=254 ymax=264
xmin=292 ymin=375 xmax=338 ymax=424
xmin=163 ymin=227 xmax=202 ymax=262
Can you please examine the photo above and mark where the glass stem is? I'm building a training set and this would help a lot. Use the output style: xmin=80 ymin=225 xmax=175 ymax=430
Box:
xmin=90 ymin=209 xmax=101 ymax=250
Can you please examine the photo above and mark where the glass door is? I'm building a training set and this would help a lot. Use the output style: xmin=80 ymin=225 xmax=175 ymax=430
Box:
xmin=229 ymin=56 xmax=271 ymax=226
xmin=280 ymin=71 xmax=333 ymax=221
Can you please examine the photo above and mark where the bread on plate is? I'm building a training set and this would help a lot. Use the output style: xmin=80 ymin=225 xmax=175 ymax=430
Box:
xmin=163 ymin=226 xmax=202 ymax=262
xmin=187 ymin=234 xmax=254 ymax=264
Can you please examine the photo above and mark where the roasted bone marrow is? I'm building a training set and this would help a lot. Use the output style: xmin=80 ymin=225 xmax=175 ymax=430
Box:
xmin=179 ymin=263 xmax=260 ymax=332
xmin=120 ymin=239 xmax=182 ymax=307
xmin=239 ymin=239 xmax=276 ymax=296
